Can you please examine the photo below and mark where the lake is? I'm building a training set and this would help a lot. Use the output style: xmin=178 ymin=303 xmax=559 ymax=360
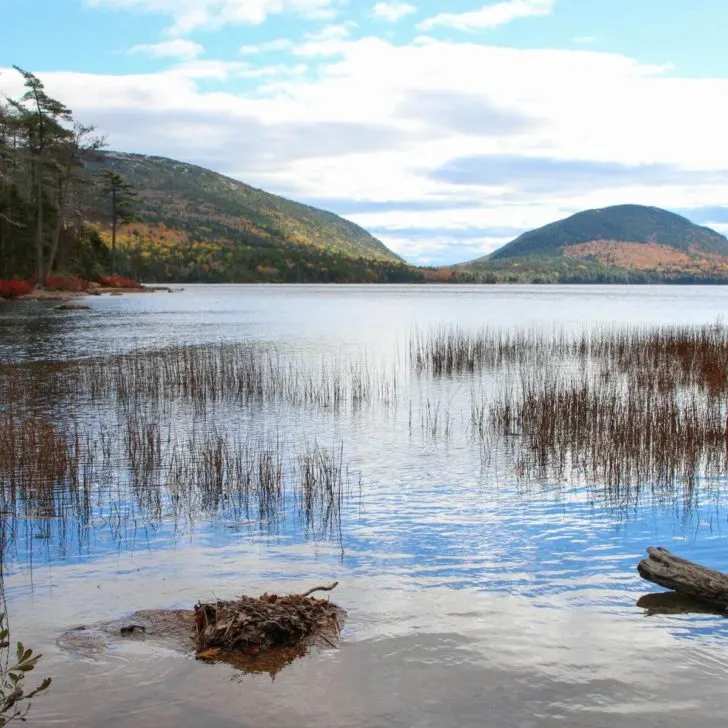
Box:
xmin=2 ymin=284 xmax=728 ymax=728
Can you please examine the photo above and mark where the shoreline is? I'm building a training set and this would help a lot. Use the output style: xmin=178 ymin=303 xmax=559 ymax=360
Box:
xmin=1 ymin=284 xmax=177 ymax=302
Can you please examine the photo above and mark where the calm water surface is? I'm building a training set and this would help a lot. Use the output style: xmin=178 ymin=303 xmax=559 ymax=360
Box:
xmin=2 ymin=284 xmax=728 ymax=728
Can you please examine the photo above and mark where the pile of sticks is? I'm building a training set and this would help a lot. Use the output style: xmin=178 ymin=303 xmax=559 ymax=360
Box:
xmin=194 ymin=582 xmax=343 ymax=653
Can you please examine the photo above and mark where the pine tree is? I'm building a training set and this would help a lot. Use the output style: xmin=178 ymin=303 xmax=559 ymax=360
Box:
xmin=98 ymin=169 xmax=139 ymax=275
xmin=10 ymin=66 xmax=73 ymax=286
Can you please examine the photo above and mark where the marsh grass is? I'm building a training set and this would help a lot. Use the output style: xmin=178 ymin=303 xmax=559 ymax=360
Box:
xmin=3 ymin=324 xmax=728 ymax=565
xmin=298 ymin=441 xmax=348 ymax=539
xmin=411 ymin=322 xmax=728 ymax=390
xmin=410 ymin=326 xmax=569 ymax=375
xmin=0 ymin=416 xmax=78 ymax=492
xmin=0 ymin=342 xmax=385 ymax=565
xmin=490 ymin=375 xmax=728 ymax=489
xmin=0 ymin=342 xmax=398 ymax=416
xmin=0 ymin=409 xmax=357 ymax=562
xmin=476 ymin=322 xmax=728 ymax=492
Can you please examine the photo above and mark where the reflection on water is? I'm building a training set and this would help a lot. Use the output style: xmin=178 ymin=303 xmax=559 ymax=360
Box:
xmin=16 ymin=546 xmax=728 ymax=727
xmin=2 ymin=284 xmax=728 ymax=727
xmin=637 ymin=591 xmax=728 ymax=617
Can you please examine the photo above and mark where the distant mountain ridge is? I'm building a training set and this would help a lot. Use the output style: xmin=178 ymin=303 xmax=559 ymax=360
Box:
xmin=100 ymin=152 xmax=399 ymax=261
xmin=483 ymin=204 xmax=728 ymax=261
xmin=90 ymin=151 xmax=415 ymax=283
xmin=463 ymin=205 xmax=728 ymax=283
xmin=84 ymin=153 xmax=728 ymax=285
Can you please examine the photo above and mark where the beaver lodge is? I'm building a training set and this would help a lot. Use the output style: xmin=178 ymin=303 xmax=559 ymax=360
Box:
xmin=194 ymin=582 xmax=344 ymax=665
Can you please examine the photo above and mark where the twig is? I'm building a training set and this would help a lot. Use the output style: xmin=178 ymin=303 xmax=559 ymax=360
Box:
xmin=302 ymin=581 xmax=339 ymax=597
xmin=318 ymin=633 xmax=338 ymax=649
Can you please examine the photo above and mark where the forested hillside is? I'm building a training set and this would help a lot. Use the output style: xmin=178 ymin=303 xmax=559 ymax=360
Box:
xmin=460 ymin=205 xmax=728 ymax=283
xmin=0 ymin=66 xmax=419 ymax=287
xmin=91 ymin=152 xmax=418 ymax=283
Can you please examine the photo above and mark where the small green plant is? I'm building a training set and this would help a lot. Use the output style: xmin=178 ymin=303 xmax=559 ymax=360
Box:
xmin=0 ymin=612 xmax=51 ymax=725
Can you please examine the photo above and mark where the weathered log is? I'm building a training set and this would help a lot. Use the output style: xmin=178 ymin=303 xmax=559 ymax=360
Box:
xmin=637 ymin=547 xmax=728 ymax=608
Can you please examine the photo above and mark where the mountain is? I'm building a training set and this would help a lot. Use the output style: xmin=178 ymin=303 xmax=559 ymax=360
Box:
xmin=91 ymin=152 xmax=415 ymax=283
xmin=463 ymin=205 xmax=728 ymax=284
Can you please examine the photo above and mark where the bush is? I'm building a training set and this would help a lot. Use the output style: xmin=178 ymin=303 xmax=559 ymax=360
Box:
xmin=95 ymin=274 xmax=141 ymax=289
xmin=44 ymin=275 xmax=88 ymax=292
xmin=0 ymin=280 xmax=33 ymax=299
xmin=0 ymin=611 xmax=51 ymax=724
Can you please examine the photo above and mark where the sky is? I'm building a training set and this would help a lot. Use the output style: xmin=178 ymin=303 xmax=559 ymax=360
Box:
xmin=3 ymin=0 xmax=728 ymax=265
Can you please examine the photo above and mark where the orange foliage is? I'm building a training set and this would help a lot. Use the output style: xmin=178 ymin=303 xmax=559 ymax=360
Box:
xmin=563 ymin=240 xmax=728 ymax=273
xmin=96 ymin=274 xmax=142 ymax=289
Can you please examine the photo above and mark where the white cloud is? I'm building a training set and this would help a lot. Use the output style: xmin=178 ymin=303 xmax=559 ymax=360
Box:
xmin=129 ymin=39 xmax=203 ymax=60
xmin=418 ymin=0 xmax=555 ymax=31
xmin=238 ymin=63 xmax=309 ymax=78
xmin=85 ymin=0 xmax=345 ymax=35
xmin=305 ymin=23 xmax=353 ymax=41
xmin=165 ymin=60 xmax=250 ymax=79
xmin=573 ymin=35 xmax=596 ymax=45
xmin=376 ymin=232 xmax=512 ymax=262
xmin=372 ymin=2 xmax=416 ymax=22
xmin=293 ymin=23 xmax=354 ymax=56
xmin=9 ymin=34 xmax=728 ymax=264
xmin=240 ymin=39 xmax=294 ymax=55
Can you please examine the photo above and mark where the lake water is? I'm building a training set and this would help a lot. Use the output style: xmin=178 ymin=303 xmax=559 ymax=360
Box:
xmin=2 ymin=284 xmax=728 ymax=728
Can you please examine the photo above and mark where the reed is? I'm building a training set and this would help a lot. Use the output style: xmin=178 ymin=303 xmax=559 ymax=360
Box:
xmin=298 ymin=441 xmax=346 ymax=539
xmin=0 ymin=342 xmax=399 ymax=416
xmin=487 ymin=350 xmax=728 ymax=491
xmin=409 ymin=326 xmax=567 ymax=375
xmin=0 ymin=409 xmax=356 ymax=562
xmin=412 ymin=322 xmax=728 ymax=395
xmin=4 ymin=322 xmax=728 ymax=565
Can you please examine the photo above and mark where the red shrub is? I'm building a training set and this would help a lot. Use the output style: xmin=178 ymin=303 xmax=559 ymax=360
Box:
xmin=43 ymin=275 xmax=88 ymax=292
xmin=96 ymin=274 xmax=141 ymax=289
xmin=0 ymin=279 xmax=33 ymax=299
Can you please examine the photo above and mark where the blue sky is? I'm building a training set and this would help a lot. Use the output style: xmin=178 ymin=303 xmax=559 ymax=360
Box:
xmin=3 ymin=0 xmax=728 ymax=264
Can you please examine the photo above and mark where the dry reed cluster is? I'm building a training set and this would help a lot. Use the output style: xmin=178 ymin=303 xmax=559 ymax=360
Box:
xmin=416 ymin=323 xmax=728 ymax=491
xmin=0 ymin=342 xmax=396 ymax=414
xmin=2 ymin=323 xmax=727 ymax=565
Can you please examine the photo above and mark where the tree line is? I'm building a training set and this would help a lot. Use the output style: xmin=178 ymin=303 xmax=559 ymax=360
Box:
xmin=0 ymin=66 xmax=137 ymax=286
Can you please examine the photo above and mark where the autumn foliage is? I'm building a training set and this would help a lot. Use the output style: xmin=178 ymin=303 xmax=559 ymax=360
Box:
xmin=42 ymin=275 xmax=89 ymax=292
xmin=563 ymin=240 xmax=728 ymax=276
xmin=0 ymin=273 xmax=142 ymax=299
xmin=96 ymin=274 xmax=141 ymax=289
xmin=0 ymin=279 xmax=33 ymax=298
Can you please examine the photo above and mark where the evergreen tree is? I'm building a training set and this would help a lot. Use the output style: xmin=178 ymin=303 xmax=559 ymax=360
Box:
xmin=10 ymin=66 xmax=73 ymax=286
xmin=98 ymin=170 xmax=138 ymax=275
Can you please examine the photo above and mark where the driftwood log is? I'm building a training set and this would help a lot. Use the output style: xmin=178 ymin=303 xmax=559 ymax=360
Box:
xmin=637 ymin=547 xmax=728 ymax=608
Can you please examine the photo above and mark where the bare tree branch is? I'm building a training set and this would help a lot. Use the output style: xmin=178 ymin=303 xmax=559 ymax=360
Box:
xmin=0 ymin=212 xmax=22 ymax=228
